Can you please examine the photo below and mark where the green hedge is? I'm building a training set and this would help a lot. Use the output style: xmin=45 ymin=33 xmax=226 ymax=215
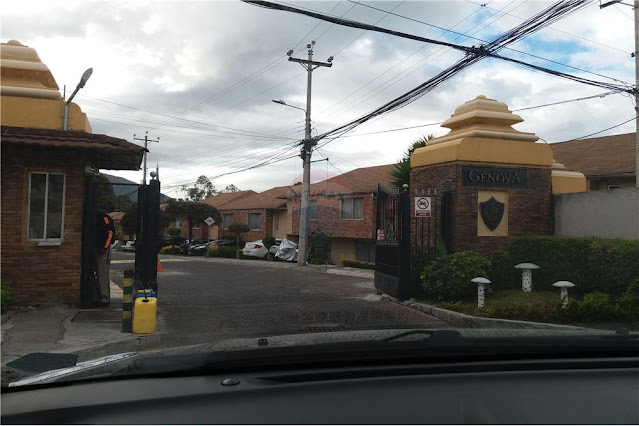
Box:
xmin=1 ymin=284 xmax=13 ymax=313
xmin=342 ymin=259 xmax=374 ymax=270
xmin=208 ymin=246 xmax=237 ymax=258
xmin=159 ymin=245 xmax=182 ymax=255
xmin=509 ymin=237 xmax=639 ymax=296
xmin=421 ymin=251 xmax=490 ymax=302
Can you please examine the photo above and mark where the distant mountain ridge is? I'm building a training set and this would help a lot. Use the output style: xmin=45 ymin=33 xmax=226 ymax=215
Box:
xmin=103 ymin=173 xmax=174 ymax=204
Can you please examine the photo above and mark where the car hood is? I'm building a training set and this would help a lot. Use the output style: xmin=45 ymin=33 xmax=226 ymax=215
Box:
xmin=8 ymin=328 xmax=636 ymax=387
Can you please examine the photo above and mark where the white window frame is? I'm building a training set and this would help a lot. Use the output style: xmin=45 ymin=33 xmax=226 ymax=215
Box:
xmin=340 ymin=197 xmax=364 ymax=220
xmin=273 ymin=213 xmax=280 ymax=231
xmin=248 ymin=213 xmax=261 ymax=230
xmin=223 ymin=214 xmax=234 ymax=229
xmin=26 ymin=171 xmax=66 ymax=244
xmin=175 ymin=219 xmax=182 ymax=228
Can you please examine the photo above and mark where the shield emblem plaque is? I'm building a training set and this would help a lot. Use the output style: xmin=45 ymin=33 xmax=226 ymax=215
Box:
xmin=480 ymin=196 xmax=505 ymax=231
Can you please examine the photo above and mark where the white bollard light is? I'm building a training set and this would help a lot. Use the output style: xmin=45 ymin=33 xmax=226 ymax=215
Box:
xmin=515 ymin=263 xmax=540 ymax=292
xmin=552 ymin=281 xmax=576 ymax=308
xmin=471 ymin=277 xmax=491 ymax=308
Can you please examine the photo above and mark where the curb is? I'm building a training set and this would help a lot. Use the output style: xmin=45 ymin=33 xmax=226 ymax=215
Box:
xmin=394 ymin=298 xmax=589 ymax=331
xmin=54 ymin=332 xmax=163 ymax=362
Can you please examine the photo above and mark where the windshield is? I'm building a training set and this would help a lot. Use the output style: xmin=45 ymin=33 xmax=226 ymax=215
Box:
xmin=1 ymin=0 xmax=637 ymax=387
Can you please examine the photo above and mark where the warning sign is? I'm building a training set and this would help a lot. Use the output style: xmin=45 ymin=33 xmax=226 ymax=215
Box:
xmin=414 ymin=197 xmax=431 ymax=217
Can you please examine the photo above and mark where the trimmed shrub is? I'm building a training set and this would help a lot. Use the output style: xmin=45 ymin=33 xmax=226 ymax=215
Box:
xmin=488 ymin=249 xmax=517 ymax=291
xmin=421 ymin=251 xmax=490 ymax=302
xmin=508 ymin=237 xmax=639 ymax=297
xmin=1 ymin=284 xmax=13 ymax=313
xmin=208 ymin=246 xmax=237 ymax=258
xmin=342 ymin=258 xmax=374 ymax=270
xmin=160 ymin=245 xmax=182 ymax=255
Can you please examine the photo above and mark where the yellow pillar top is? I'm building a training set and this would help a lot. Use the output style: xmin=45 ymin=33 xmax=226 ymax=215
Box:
xmin=1 ymin=40 xmax=92 ymax=132
xmin=411 ymin=95 xmax=553 ymax=168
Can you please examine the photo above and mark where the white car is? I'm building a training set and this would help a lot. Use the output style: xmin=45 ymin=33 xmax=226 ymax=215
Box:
xmin=243 ymin=239 xmax=281 ymax=260
xmin=122 ymin=241 xmax=136 ymax=252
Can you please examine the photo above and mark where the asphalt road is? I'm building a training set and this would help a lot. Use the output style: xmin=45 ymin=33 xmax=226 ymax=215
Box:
xmin=110 ymin=252 xmax=450 ymax=348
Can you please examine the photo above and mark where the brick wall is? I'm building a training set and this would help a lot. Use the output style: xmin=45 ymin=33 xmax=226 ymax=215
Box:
xmin=410 ymin=163 xmax=552 ymax=257
xmin=1 ymin=145 xmax=85 ymax=306
xmin=216 ymin=209 xmax=274 ymax=243
xmin=289 ymin=193 xmax=377 ymax=240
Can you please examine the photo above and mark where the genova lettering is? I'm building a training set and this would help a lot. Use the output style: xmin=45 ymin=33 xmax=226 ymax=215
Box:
xmin=462 ymin=166 xmax=527 ymax=189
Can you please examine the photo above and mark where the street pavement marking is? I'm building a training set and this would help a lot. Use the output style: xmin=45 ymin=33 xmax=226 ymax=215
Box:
xmin=110 ymin=280 xmax=123 ymax=299
xmin=112 ymin=259 xmax=187 ymax=264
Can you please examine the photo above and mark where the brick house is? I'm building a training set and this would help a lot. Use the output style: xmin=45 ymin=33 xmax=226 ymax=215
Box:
xmin=550 ymin=133 xmax=636 ymax=190
xmin=217 ymin=186 xmax=295 ymax=243
xmin=287 ymin=164 xmax=395 ymax=264
xmin=1 ymin=40 xmax=144 ymax=305
xmin=185 ymin=190 xmax=257 ymax=240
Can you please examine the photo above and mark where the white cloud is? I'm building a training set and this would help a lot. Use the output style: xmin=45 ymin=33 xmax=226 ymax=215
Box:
xmin=3 ymin=0 xmax=634 ymax=193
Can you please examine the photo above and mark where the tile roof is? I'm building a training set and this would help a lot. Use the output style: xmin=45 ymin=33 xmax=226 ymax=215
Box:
xmin=219 ymin=185 xmax=293 ymax=210
xmin=288 ymin=164 xmax=395 ymax=197
xmin=201 ymin=190 xmax=257 ymax=209
xmin=550 ymin=132 xmax=635 ymax=176
xmin=1 ymin=126 xmax=145 ymax=170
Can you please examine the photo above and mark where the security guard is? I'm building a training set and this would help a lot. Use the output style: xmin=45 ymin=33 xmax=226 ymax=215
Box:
xmin=94 ymin=211 xmax=115 ymax=306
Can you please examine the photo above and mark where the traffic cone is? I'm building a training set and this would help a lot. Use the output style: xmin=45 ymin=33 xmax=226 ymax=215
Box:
xmin=157 ymin=254 xmax=163 ymax=272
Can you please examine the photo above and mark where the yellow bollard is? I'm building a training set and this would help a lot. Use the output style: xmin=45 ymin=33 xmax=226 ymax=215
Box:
xmin=122 ymin=270 xmax=134 ymax=333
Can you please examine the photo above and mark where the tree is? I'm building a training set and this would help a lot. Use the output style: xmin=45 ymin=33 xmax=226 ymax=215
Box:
xmin=121 ymin=203 xmax=175 ymax=239
xmin=114 ymin=194 xmax=133 ymax=211
xmin=228 ymin=222 xmax=250 ymax=259
xmin=94 ymin=173 xmax=116 ymax=212
xmin=223 ymin=184 xmax=240 ymax=193
xmin=164 ymin=200 xmax=222 ymax=241
xmin=120 ymin=204 xmax=138 ymax=238
xmin=166 ymin=227 xmax=182 ymax=245
xmin=390 ymin=135 xmax=435 ymax=188
xmin=181 ymin=175 xmax=218 ymax=201
xmin=262 ymin=235 xmax=276 ymax=261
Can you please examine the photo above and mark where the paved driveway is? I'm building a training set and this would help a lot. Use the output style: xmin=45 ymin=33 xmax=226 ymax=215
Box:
xmin=110 ymin=252 xmax=451 ymax=348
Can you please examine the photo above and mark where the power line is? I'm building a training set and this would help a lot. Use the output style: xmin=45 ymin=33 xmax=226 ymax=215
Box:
xmin=465 ymin=0 xmax=629 ymax=54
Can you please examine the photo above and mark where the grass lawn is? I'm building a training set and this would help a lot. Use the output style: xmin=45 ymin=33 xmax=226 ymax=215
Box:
xmin=426 ymin=290 xmax=639 ymax=331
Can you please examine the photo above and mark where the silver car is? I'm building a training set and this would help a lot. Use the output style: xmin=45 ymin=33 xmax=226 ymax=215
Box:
xmin=242 ymin=239 xmax=281 ymax=260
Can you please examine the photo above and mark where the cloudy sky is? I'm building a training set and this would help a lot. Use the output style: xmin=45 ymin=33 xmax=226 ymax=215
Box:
xmin=2 ymin=0 xmax=635 ymax=196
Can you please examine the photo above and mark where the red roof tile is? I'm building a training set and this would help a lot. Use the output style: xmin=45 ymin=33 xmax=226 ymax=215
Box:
xmin=1 ymin=126 xmax=145 ymax=170
xmin=201 ymin=190 xmax=257 ymax=209
xmin=550 ymin=132 xmax=635 ymax=176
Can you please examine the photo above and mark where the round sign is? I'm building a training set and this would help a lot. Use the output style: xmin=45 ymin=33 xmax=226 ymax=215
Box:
xmin=417 ymin=198 xmax=430 ymax=209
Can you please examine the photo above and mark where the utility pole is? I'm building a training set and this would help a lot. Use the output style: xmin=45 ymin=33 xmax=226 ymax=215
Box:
xmin=287 ymin=41 xmax=333 ymax=266
xmin=635 ymin=0 xmax=639 ymax=187
xmin=133 ymin=131 xmax=160 ymax=185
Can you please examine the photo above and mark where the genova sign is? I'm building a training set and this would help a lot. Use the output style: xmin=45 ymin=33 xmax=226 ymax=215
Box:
xmin=462 ymin=166 xmax=527 ymax=189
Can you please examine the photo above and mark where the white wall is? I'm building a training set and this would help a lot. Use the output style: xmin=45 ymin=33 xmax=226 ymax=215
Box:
xmin=554 ymin=187 xmax=639 ymax=239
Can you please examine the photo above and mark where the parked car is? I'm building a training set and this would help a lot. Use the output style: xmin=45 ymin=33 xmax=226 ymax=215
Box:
xmin=274 ymin=238 xmax=298 ymax=262
xmin=243 ymin=239 xmax=281 ymax=260
xmin=181 ymin=239 xmax=208 ymax=255
xmin=122 ymin=241 xmax=136 ymax=252
xmin=159 ymin=235 xmax=174 ymax=247
xmin=188 ymin=239 xmax=218 ymax=256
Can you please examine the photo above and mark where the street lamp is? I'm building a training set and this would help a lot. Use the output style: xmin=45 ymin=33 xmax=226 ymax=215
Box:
xmin=63 ymin=67 xmax=93 ymax=131
xmin=272 ymin=99 xmax=306 ymax=113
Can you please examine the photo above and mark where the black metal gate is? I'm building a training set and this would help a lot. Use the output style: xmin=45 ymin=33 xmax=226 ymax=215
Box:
xmin=80 ymin=174 xmax=160 ymax=307
xmin=374 ymin=183 xmax=410 ymax=300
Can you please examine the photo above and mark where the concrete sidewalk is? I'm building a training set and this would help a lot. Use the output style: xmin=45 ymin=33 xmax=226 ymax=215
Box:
xmin=1 ymin=281 xmax=161 ymax=386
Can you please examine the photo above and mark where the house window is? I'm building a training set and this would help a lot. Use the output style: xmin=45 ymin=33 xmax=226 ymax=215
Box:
xmin=175 ymin=219 xmax=182 ymax=228
xmin=340 ymin=198 xmax=364 ymax=220
xmin=309 ymin=200 xmax=318 ymax=220
xmin=27 ymin=172 xmax=65 ymax=242
xmin=274 ymin=213 xmax=280 ymax=231
xmin=248 ymin=213 xmax=261 ymax=230
xmin=607 ymin=184 xmax=620 ymax=190
xmin=223 ymin=214 xmax=233 ymax=229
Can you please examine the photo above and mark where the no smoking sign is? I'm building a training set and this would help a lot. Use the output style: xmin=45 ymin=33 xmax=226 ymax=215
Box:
xmin=414 ymin=197 xmax=431 ymax=217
